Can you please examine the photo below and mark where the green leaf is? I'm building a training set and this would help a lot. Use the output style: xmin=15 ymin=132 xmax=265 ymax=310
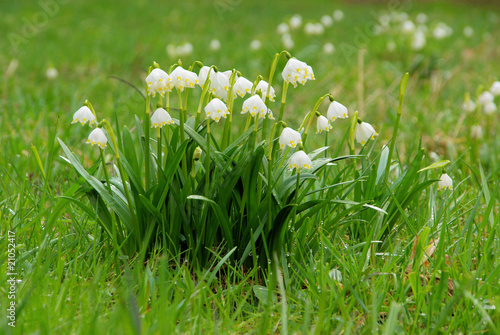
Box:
xmin=417 ymin=160 xmax=450 ymax=173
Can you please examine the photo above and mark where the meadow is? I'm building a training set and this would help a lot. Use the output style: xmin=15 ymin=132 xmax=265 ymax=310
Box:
xmin=1 ymin=0 xmax=500 ymax=333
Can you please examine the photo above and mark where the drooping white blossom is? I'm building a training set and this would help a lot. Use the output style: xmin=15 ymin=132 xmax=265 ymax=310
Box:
xmin=211 ymin=71 xmax=230 ymax=100
xmin=86 ymin=128 xmax=107 ymax=149
xmin=316 ymin=115 xmax=332 ymax=133
xmin=279 ymin=127 xmax=302 ymax=149
xmin=145 ymin=68 xmax=173 ymax=97
xmin=204 ymin=98 xmax=228 ymax=122
xmin=242 ymin=95 xmax=267 ymax=118
xmin=151 ymin=108 xmax=174 ymax=128
xmin=282 ymin=58 xmax=315 ymax=88
xmin=233 ymin=77 xmax=253 ymax=98
xmin=72 ymin=106 xmax=96 ymax=127
xmin=478 ymin=91 xmax=494 ymax=104
xmin=256 ymin=80 xmax=276 ymax=102
xmin=170 ymin=66 xmax=199 ymax=92
xmin=288 ymin=150 xmax=312 ymax=171
xmin=327 ymin=101 xmax=349 ymax=121
xmin=490 ymin=81 xmax=500 ymax=96
xmin=437 ymin=173 xmax=453 ymax=190
xmin=356 ymin=122 xmax=378 ymax=145
xmin=483 ymin=101 xmax=497 ymax=115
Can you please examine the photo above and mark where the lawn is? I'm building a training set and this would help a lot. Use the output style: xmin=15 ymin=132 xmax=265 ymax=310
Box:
xmin=1 ymin=0 xmax=500 ymax=334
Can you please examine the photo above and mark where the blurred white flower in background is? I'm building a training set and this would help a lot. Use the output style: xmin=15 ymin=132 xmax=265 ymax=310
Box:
xmin=321 ymin=15 xmax=333 ymax=27
xmin=209 ymin=39 xmax=221 ymax=51
xmin=277 ymin=22 xmax=289 ymax=35
xmin=250 ymin=39 xmax=262 ymax=51
xmin=490 ymin=81 xmax=500 ymax=96
xmin=401 ymin=20 xmax=416 ymax=34
xmin=46 ymin=67 xmax=58 ymax=80
xmin=483 ymin=101 xmax=497 ymax=115
xmin=282 ymin=33 xmax=294 ymax=49
xmin=289 ymin=14 xmax=302 ymax=29
xmin=412 ymin=30 xmax=426 ymax=50
xmin=333 ymin=9 xmax=344 ymax=21
xmin=470 ymin=125 xmax=483 ymax=140
xmin=478 ymin=91 xmax=494 ymax=104
xmin=323 ymin=42 xmax=335 ymax=54
xmin=463 ymin=26 xmax=474 ymax=37
xmin=416 ymin=13 xmax=427 ymax=24
xmin=433 ymin=23 xmax=453 ymax=39
xmin=461 ymin=99 xmax=476 ymax=112
xmin=167 ymin=42 xmax=193 ymax=58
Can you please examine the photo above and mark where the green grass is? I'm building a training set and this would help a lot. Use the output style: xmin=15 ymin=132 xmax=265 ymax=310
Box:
xmin=1 ymin=0 xmax=500 ymax=334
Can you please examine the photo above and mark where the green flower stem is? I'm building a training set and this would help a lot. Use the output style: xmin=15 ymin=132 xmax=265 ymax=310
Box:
xmin=84 ymin=100 xmax=98 ymax=120
xmin=144 ymin=94 xmax=151 ymax=190
xmin=195 ymin=76 xmax=213 ymax=130
xmin=100 ymin=148 xmax=112 ymax=195
xmin=205 ymin=119 xmax=211 ymax=197
xmin=277 ymin=81 xmax=289 ymax=122
xmin=385 ymin=72 xmax=408 ymax=184
xmin=348 ymin=111 xmax=358 ymax=155
xmin=291 ymin=170 xmax=301 ymax=229
xmin=177 ymin=90 xmax=185 ymax=142
xmin=100 ymin=120 xmax=140 ymax=243
xmin=157 ymin=127 xmax=162 ymax=181
xmin=222 ymin=70 xmax=238 ymax=149
xmin=300 ymin=93 xmax=332 ymax=146
xmin=243 ymin=114 xmax=252 ymax=132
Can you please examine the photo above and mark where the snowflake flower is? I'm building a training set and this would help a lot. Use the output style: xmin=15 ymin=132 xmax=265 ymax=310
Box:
xmin=356 ymin=122 xmax=378 ymax=145
xmin=151 ymin=108 xmax=174 ymax=128
xmin=289 ymin=151 xmax=312 ymax=171
xmin=327 ymin=101 xmax=348 ymax=121
xmin=204 ymin=98 xmax=228 ymax=122
xmin=72 ymin=106 xmax=96 ymax=127
xmin=316 ymin=115 xmax=332 ymax=133
xmin=282 ymin=58 xmax=315 ymax=88
xmin=86 ymin=128 xmax=107 ymax=149
xmin=279 ymin=127 xmax=302 ymax=149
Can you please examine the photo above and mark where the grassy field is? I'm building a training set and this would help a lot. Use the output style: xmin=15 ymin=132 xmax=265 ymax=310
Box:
xmin=1 ymin=0 xmax=500 ymax=334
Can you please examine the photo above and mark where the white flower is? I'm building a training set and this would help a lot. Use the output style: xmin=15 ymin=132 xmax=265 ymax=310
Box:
xmin=437 ymin=173 xmax=453 ymax=190
xmin=204 ymin=98 xmax=228 ymax=122
xmin=470 ymin=125 xmax=483 ymax=140
xmin=478 ymin=91 xmax=494 ymax=104
xmin=279 ymin=127 xmax=302 ymax=149
xmin=333 ymin=10 xmax=344 ymax=21
xmin=321 ymin=15 xmax=333 ymax=27
xmin=72 ymin=106 xmax=96 ymax=127
xmin=433 ymin=23 xmax=452 ymax=39
xmin=242 ymin=95 xmax=267 ymax=118
xmin=256 ymin=80 xmax=276 ymax=102
xmin=233 ymin=77 xmax=253 ymax=98
xmin=323 ymin=43 xmax=335 ymax=54
xmin=211 ymin=71 xmax=230 ymax=100
xmin=356 ymin=122 xmax=378 ymax=145
xmin=277 ymin=22 xmax=289 ymax=35
xmin=289 ymin=14 xmax=302 ymax=29
xmin=462 ymin=99 xmax=476 ymax=112
xmin=198 ymin=66 xmax=213 ymax=88
xmin=267 ymin=109 xmax=275 ymax=120
xmin=463 ymin=26 xmax=474 ymax=37
xmin=288 ymin=151 xmax=312 ymax=171
xmin=304 ymin=22 xmax=316 ymax=35
xmin=145 ymin=68 xmax=172 ymax=97
xmin=483 ymin=101 xmax=497 ymax=115
xmin=401 ymin=20 xmax=416 ymax=33
xmin=210 ymin=39 xmax=221 ymax=51
xmin=490 ymin=81 xmax=500 ymax=96
xmin=170 ymin=66 xmax=199 ymax=92
xmin=151 ymin=108 xmax=174 ymax=128
xmin=412 ymin=30 xmax=426 ymax=50
xmin=416 ymin=13 xmax=427 ymax=24
xmin=46 ymin=67 xmax=58 ymax=80
xmin=316 ymin=115 xmax=332 ymax=133
xmin=250 ymin=40 xmax=262 ymax=50
xmin=86 ymin=128 xmax=107 ymax=149
xmin=327 ymin=101 xmax=348 ymax=121
xmin=282 ymin=35 xmax=294 ymax=50
xmin=282 ymin=58 xmax=315 ymax=88
xmin=176 ymin=42 xmax=193 ymax=57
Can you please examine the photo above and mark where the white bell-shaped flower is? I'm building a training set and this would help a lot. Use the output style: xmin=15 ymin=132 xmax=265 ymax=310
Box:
xmin=316 ymin=115 xmax=332 ymax=133
xmin=86 ymin=128 xmax=107 ymax=149
xmin=211 ymin=72 xmax=230 ymax=100
xmin=204 ymin=98 xmax=228 ymax=123
xmin=288 ymin=150 xmax=312 ymax=171
xmin=356 ymin=122 xmax=378 ymax=145
xmin=327 ymin=101 xmax=349 ymax=121
xmin=483 ymin=101 xmax=497 ymax=115
xmin=279 ymin=127 xmax=302 ymax=149
xmin=72 ymin=106 xmax=96 ymax=127
xmin=267 ymin=109 xmax=275 ymax=120
xmin=256 ymin=80 xmax=276 ymax=102
xmin=198 ymin=66 xmax=213 ymax=88
xmin=233 ymin=77 xmax=253 ymax=98
xmin=151 ymin=108 xmax=174 ymax=128
xmin=282 ymin=58 xmax=315 ymax=88
xmin=289 ymin=15 xmax=302 ymax=29
xmin=478 ymin=91 xmax=494 ymax=105
xmin=242 ymin=95 xmax=267 ymax=118
xmin=145 ymin=68 xmax=172 ymax=97
xmin=170 ymin=66 xmax=199 ymax=92
xmin=490 ymin=81 xmax=500 ymax=96
xmin=437 ymin=173 xmax=453 ymax=190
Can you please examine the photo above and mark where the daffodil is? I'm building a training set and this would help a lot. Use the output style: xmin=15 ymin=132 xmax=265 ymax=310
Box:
xmin=86 ymin=128 xmax=107 ymax=149
xmin=288 ymin=150 xmax=312 ymax=171
xmin=356 ymin=122 xmax=378 ymax=145
xmin=279 ymin=127 xmax=302 ymax=149
xmin=327 ymin=101 xmax=348 ymax=121
xmin=437 ymin=173 xmax=453 ymax=190
xmin=170 ymin=66 xmax=199 ymax=92
xmin=150 ymin=108 xmax=174 ymax=128
xmin=256 ymin=80 xmax=276 ymax=102
xmin=204 ymin=98 xmax=228 ymax=122
xmin=145 ymin=68 xmax=172 ymax=97
xmin=242 ymin=95 xmax=267 ymax=118
xmin=72 ymin=106 xmax=96 ymax=127
xmin=234 ymin=77 xmax=253 ymax=98
xmin=282 ymin=58 xmax=315 ymax=88
xmin=316 ymin=115 xmax=332 ymax=133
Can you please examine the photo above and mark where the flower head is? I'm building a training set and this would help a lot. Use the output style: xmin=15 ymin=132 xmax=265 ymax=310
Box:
xmin=242 ymin=95 xmax=267 ymax=118
xmin=478 ymin=91 xmax=494 ymax=105
xmin=490 ymin=81 xmax=500 ymax=96
xmin=282 ymin=58 xmax=315 ymax=88
xmin=86 ymin=128 xmax=107 ymax=149
xmin=327 ymin=101 xmax=348 ymax=121
xmin=461 ymin=99 xmax=476 ymax=112
xmin=288 ymin=150 xmax=312 ymax=171
xmin=279 ymin=127 xmax=302 ymax=149
xmin=211 ymin=72 xmax=230 ymax=100
xmin=170 ymin=66 xmax=199 ymax=92
xmin=198 ymin=66 xmax=213 ymax=88
xmin=204 ymin=98 xmax=228 ymax=122
xmin=483 ymin=101 xmax=497 ymax=115
xmin=72 ymin=106 xmax=96 ymax=127
xmin=356 ymin=122 xmax=378 ymax=145
xmin=145 ymin=68 xmax=172 ymax=97
xmin=437 ymin=173 xmax=453 ymax=190
xmin=316 ymin=115 xmax=332 ymax=133
xmin=234 ymin=77 xmax=253 ymax=98
xmin=256 ymin=80 xmax=276 ymax=102
xmin=151 ymin=108 xmax=174 ymax=128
